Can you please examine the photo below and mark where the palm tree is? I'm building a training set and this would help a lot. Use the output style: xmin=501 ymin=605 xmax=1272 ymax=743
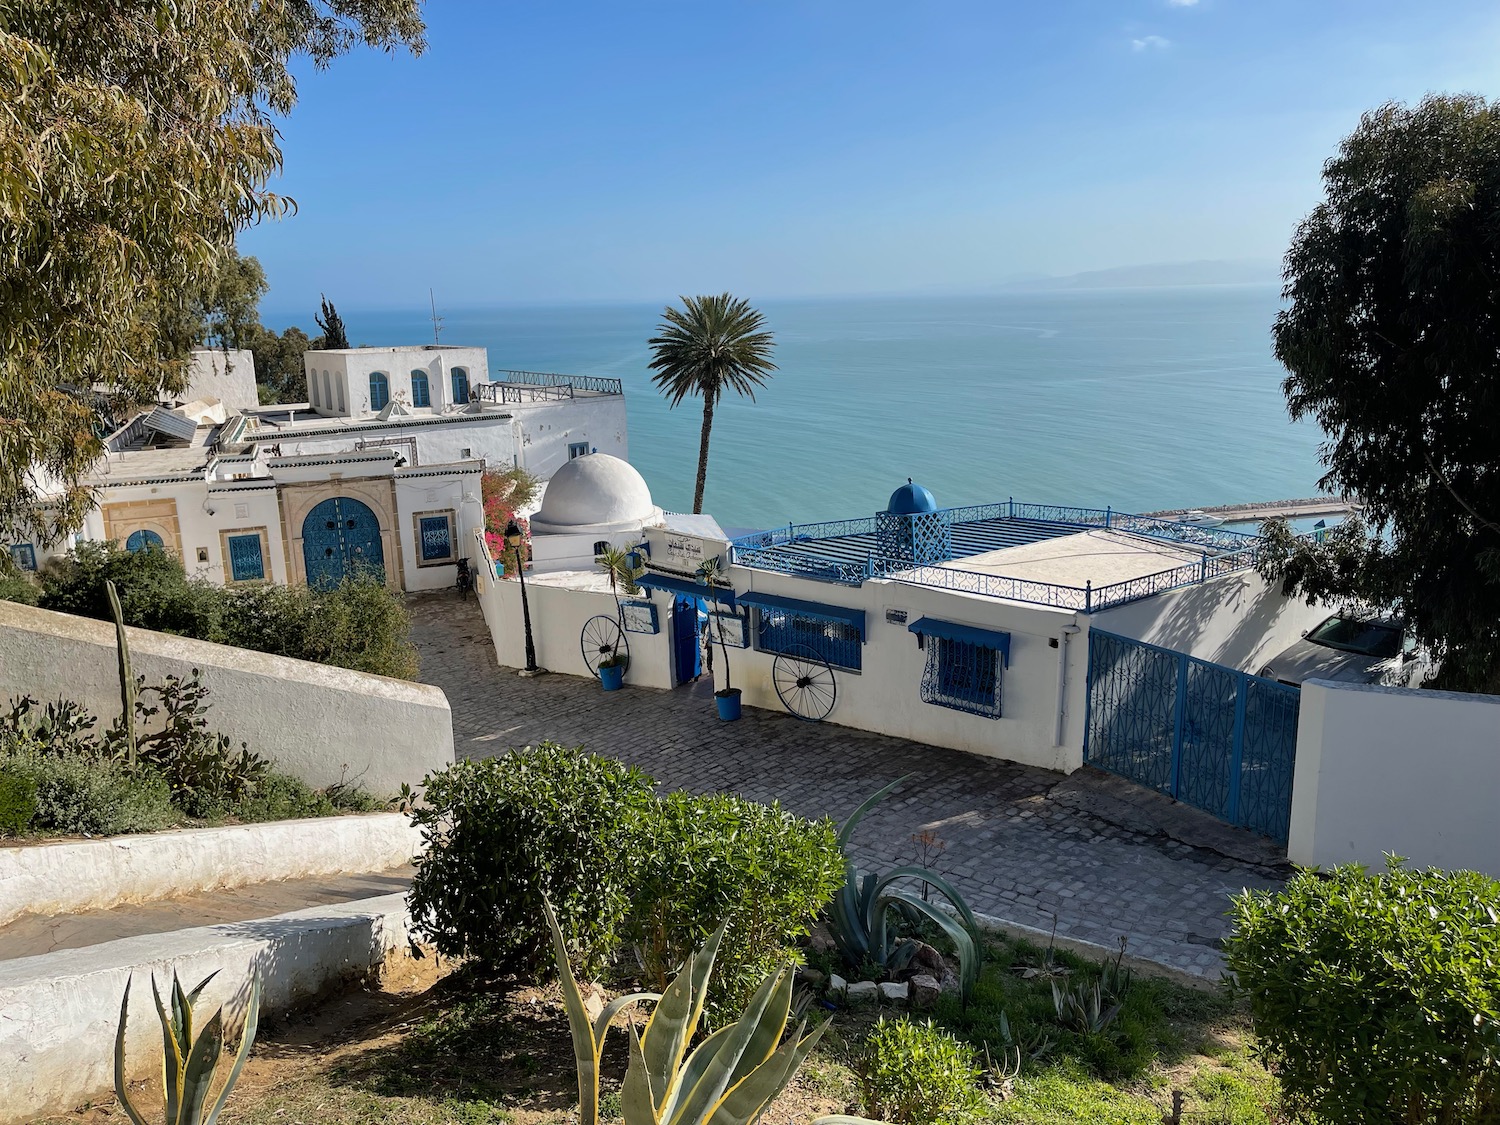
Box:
xmin=647 ymin=293 xmax=777 ymax=514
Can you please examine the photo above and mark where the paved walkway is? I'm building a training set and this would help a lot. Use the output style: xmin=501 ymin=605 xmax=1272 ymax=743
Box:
xmin=410 ymin=593 xmax=1288 ymax=980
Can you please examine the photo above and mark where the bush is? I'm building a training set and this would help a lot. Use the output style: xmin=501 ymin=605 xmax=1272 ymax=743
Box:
xmin=0 ymin=550 xmax=40 ymax=606
xmin=2 ymin=746 xmax=176 ymax=835
xmin=858 ymin=1018 xmax=983 ymax=1125
xmin=1226 ymin=858 xmax=1500 ymax=1124
xmin=406 ymin=744 xmax=656 ymax=979
xmin=631 ymin=790 xmax=843 ymax=1014
xmin=39 ymin=540 xmax=221 ymax=636
xmin=0 ymin=766 xmax=38 ymax=834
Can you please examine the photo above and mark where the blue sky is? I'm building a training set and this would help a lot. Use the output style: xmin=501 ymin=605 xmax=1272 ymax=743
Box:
xmin=242 ymin=0 xmax=1500 ymax=312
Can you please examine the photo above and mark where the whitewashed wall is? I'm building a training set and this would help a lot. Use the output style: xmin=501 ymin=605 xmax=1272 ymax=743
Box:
xmin=512 ymin=394 xmax=629 ymax=479
xmin=722 ymin=566 xmax=1086 ymax=773
xmin=306 ymin=346 xmax=490 ymax=418
xmin=0 ymin=601 xmax=454 ymax=796
xmin=180 ymin=349 xmax=259 ymax=413
xmin=392 ymin=469 xmax=485 ymax=592
xmin=1289 ymin=680 xmax=1500 ymax=877
xmin=1090 ymin=569 xmax=1330 ymax=673
xmin=471 ymin=532 xmax=677 ymax=690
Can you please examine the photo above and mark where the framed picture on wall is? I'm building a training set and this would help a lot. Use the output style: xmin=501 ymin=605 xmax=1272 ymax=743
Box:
xmin=621 ymin=599 xmax=659 ymax=634
xmin=707 ymin=608 xmax=750 ymax=648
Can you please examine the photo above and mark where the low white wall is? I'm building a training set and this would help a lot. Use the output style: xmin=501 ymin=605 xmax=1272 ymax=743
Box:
xmin=0 ymin=601 xmax=454 ymax=796
xmin=471 ymin=532 xmax=678 ymax=690
xmin=1289 ymin=680 xmax=1500 ymax=876
xmin=0 ymin=894 xmax=413 ymax=1124
xmin=0 ymin=814 xmax=421 ymax=927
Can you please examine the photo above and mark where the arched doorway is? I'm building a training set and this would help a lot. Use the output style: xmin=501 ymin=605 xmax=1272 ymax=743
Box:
xmin=125 ymin=529 xmax=165 ymax=553
xmin=301 ymin=497 xmax=385 ymax=588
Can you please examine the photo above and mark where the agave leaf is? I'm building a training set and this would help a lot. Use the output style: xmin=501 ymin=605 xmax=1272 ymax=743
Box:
xmin=830 ymin=874 xmax=869 ymax=960
xmin=185 ymin=971 xmax=219 ymax=1010
xmin=544 ymin=899 xmax=605 ymax=1125
xmin=869 ymin=866 xmax=984 ymax=945
xmin=659 ymin=1024 xmax=733 ymax=1125
xmin=622 ymin=1021 xmax=661 ymax=1125
xmin=151 ymin=976 xmax=185 ymax=1125
xmin=113 ymin=979 xmax=153 ymax=1125
xmin=707 ymin=1019 xmax=826 ymax=1125
xmin=879 ymin=888 xmax=980 ymax=997
xmin=837 ymin=775 xmax=910 ymax=850
xmin=180 ymin=1007 xmax=225 ymax=1124
xmin=203 ymin=975 xmax=260 ymax=1125
xmin=641 ymin=922 xmax=726 ymax=1113
xmin=664 ymin=967 xmax=791 ymax=1125
xmin=594 ymin=992 xmax=661 ymax=1051
xmin=726 ymin=966 xmax=792 ymax=1087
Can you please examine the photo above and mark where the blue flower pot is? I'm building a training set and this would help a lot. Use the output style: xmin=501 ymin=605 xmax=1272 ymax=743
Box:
xmin=599 ymin=663 xmax=625 ymax=691
xmin=715 ymin=689 xmax=742 ymax=721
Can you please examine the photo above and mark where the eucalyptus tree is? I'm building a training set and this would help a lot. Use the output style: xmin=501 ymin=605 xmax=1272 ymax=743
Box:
xmin=1262 ymin=93 xmax=1500 ymax=692
xmin=0 ymin=0 xmax=425 ymax=544
xmin=647 ymin=294 xmax=777 ymax=514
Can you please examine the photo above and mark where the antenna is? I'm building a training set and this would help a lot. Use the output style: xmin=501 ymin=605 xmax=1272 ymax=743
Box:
xmin=429 ymin=288 xmax=444 ymax=344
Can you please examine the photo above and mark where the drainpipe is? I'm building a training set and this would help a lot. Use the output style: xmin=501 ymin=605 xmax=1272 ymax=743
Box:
xmin=1054 ymin=622 xmax=1082 ymax=747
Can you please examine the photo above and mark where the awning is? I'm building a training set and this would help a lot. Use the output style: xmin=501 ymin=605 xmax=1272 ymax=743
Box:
xmin=638 ymin=571 xmax=736 ymax=608
xmin=736 ymin=591 xmax=865 ymax=636
xmin=907 ymin=617 xmax=1010 ymax=666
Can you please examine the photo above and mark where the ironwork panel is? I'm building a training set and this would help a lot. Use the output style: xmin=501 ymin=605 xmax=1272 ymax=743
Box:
xmin=125 ymin=529 xmax=164 ymax=553
xmin=920 ymin=637 xmax=1002 ymax=718
xmin=227 ymin=534 xmax=265 ymax=582
xmin=756 ymin=608 xmax=862 ymax=670
xmin=1237 ymin=679 xmax=1301 ymax=841
xmin=1177 ymin=659 xmax=1239 ymax=820
xmin=9 ymin=543 xmax=37 ymax=571
xmin=419 ymin=515 xmax=453 ymax=562
xmin=1085 ymin=630 xmax=1180 ymax=793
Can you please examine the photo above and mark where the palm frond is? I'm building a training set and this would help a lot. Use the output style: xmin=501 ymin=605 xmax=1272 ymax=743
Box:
xmin=647 ymin=293 xmax=777 ymax=407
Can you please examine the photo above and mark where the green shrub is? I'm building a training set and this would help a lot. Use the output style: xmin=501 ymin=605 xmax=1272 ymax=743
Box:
xmin=39 ymin=540 xmax=221 ymax=637
xmin=631 ymin=790 xmax=843 ymax=1015
xmin=230 ymin=770 xmax=334 ymax=822
xmin=1226 ymin=858 xmax=1500 ymax=1124
xmin=3 ymin=749 xmax=176 ymax=835
xmin=0 ymin=766 xmax=38 ymax=834
xmin=858 ymin=1018 xmax=983 ymax=1125
xmin=0 ymin=551 xmax=40 ymax=605
xmin=406 ymin=744 xmax=656 ymax=979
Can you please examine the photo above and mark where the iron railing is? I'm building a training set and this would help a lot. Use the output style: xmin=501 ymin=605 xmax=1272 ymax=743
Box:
xmin=492 ymin=369 xmax=624 ymax=395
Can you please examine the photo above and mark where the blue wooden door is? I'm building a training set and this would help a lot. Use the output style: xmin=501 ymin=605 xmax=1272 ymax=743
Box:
xmin=302 ymin=497 xmax=385 ymax=588
xmin=125 ymin=529 xmax=164 ymax=553
xmin=672 ymin=596 xmax=702 ymax=685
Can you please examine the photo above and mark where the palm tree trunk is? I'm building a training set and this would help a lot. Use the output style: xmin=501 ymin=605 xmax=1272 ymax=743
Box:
xmin=693 ymin=395 xmax=715 ymax=514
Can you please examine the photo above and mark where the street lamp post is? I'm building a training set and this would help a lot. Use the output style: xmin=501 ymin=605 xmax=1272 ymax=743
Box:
xmin=504 ymin=518 xmax=541 ymax=675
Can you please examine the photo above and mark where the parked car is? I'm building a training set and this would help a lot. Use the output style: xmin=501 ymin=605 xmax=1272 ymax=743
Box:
xmin=1257 ymin=614 xmax=1426 ymax=688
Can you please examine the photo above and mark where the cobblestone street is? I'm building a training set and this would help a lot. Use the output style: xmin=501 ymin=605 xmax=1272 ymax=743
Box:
xmin=409 ymin=592 xmax=1287 ymax=979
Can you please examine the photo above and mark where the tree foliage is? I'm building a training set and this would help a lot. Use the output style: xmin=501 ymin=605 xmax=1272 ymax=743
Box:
xmin=647 ymin=293 xmax=776 ymax=513
xmin=0 ymin=1 xmax=424 ymax=544
xmin=315 ymin=293 xmax=351 ymax=349
xmin=1267 ymin=94 xmax=1500 ymax=692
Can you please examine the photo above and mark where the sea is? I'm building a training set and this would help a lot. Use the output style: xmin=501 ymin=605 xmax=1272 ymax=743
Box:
xmin=268 ymin=285 xmax=1326 ymax=532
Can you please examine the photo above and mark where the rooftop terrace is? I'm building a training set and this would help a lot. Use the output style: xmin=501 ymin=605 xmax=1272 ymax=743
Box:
xmin=729 ymin=501 xmax=1266 ymax=613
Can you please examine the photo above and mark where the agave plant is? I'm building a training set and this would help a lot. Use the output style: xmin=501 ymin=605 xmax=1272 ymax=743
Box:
xmin=828 ymin=776 xmax=984 ymax=1000
xmin=114 ymin=971 xmax=261 ymax=1125
xmin=546 ymin=898 xmax=880 ymax=1125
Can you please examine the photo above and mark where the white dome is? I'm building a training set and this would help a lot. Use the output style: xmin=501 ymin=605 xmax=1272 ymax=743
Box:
xmin=531 ymin=454 xmax=656 ymax=533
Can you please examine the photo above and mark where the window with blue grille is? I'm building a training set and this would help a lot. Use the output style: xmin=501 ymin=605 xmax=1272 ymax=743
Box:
xmin=569 ymin=442 xmax=590 ymax=459
xmin=921 ymin=636 xmax=1003 ymax=718
xmin=410 ymin=370 xmax=430 ymax=407
xmin=125 ymin=529 xmax=164 ymax=553
xmin=226 ymin=533 xmax=265 ymax=582
xmin=756 ymin=608 xmax=862 ymax=670
xmin=9 ymin=543 xmax=37 ymax=571
xmin=417 ymin=513 xmax=455 ymax=564
xmin=369 ymin=371 xmax=390 ymax=411
xmin=451 ymin=367 xmax=470 ymax=404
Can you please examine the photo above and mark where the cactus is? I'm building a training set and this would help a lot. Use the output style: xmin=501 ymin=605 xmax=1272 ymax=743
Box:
xmin=105 ymin=579 xmax=136 ymax=764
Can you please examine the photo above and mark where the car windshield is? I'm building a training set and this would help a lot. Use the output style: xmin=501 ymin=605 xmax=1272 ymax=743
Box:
xmin=1305 ymin=616 xmax=1403 ymax=658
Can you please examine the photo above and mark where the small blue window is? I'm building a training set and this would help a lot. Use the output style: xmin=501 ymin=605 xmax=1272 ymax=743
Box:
xmin=226 ymin=533 xmax=265 ymax=582
xmin=369 ymin=371 xmax=390 ymax=411
xmin=125 ymin=529 xmax=164 ymax=553
xmin=9 ymin=543 xmax=37 ymax=571
xmin=921 ymin=637 xmax=1003 ymax=718
xmin=410 ymin=370 xmax=430 ymax=407
xmin=756 ymin=609 xmax=862 ymax=671
xmin=450 ymin=367 xmax=470 ymax=404
xmin=569 ymin=442 xmax=590 ymax=460
xmin=419 ymin=515 xmax=454 ymax=563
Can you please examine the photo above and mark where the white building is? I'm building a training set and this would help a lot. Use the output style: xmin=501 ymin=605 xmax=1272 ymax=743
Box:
xmin=5 ymin=346 xmax=630 ymax=594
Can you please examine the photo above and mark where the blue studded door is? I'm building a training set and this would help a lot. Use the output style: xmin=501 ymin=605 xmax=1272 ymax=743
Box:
xmin=302 ymin=497 xmax=385 ymax=589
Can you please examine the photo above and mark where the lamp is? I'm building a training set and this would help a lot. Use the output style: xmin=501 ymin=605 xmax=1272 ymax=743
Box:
xmin=504 ymin=517 xmax=540 ymax=674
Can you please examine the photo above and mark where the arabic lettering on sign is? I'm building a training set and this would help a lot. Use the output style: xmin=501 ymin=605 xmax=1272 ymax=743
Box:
xmin=665 ymin=535 xmax=702 ymax=564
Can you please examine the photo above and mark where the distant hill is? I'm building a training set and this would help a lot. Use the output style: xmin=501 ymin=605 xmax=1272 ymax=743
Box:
xmin=1000 ymin=260 xmax=1281 ymax=291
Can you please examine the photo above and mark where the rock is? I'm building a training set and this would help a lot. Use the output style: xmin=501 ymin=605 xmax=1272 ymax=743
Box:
xmin=809 ymin=925 xmax=838 ymax=954
xmin=581 ymin=985 xmax=605 ymax=1023
xmin=909 ymin=973 xmax=941 ymax=1009
xmin=939 ymin=969 xmax=961 ymax=994
xmin=799 ymin=967 xmax=828 ymax=987
xmin=879 ymin=981 xmax=908 ymax=1005
xmin=846 ymin=980 xmax=879 ymax=1006
xmin=827 ymin=973 xmax=848 ymax=997
xmin=911 ymin=941 xmax=946 ymax=972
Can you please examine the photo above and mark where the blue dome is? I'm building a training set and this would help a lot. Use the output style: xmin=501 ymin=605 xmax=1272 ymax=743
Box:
xmin=886 ymin=480 xmax=938 ymax=515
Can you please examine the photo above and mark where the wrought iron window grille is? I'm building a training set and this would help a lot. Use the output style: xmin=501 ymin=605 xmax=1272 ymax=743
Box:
xmin=920 ymin=636 xmax=1003 ymax=718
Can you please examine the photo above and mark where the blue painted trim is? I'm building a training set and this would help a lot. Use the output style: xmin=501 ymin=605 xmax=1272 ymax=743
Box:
xmin=735 ymin=591 xmax=865 ymax=635
xmin=639 ymin=571 xmax=735 ymax=607
xmin=907 ymin=617 xmax=1011 ymax=667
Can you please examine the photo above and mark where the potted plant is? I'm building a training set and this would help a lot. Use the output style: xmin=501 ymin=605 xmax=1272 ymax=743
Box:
xmin=597 ymin=652 xmax=627 ymax=691
xmin=696 ymin=557 xmax=741 ymax=721
xmin=594 ymin=545 xmax=643 ymax=692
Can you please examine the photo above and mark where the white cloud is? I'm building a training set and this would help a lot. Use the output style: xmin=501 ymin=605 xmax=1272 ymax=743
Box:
xmin=1131 ymin=34 xmax=1171 ymax=50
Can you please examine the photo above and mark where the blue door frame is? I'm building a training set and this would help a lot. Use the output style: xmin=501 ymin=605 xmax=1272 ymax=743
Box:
xmin=1084 ymin=629 xmax=1300 ymax=842
xmin=672 ymin=596 xmax=703 ymax=685
xmin=302 ymin=497 xmax=385 ymax=589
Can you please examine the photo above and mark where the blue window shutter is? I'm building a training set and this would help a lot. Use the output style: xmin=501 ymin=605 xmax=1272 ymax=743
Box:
xmin=227 ymin=534 xmax=265 ymax=581
xmin=369 ymin=371 xmax=390 ymax=411
xmin=419 ymin=515 xmax=453 ymax=562
xmin=410 ymin=371 xmax=430 ymax=407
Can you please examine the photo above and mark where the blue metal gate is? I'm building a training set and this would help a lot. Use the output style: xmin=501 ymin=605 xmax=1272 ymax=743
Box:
xmin=1085 ymin=629 xmax=1300 ymax=842
xmin=302 ymin=497 xmax=385 ymax=589
xmin=672 ymin=596 xmax=703 ymax=685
